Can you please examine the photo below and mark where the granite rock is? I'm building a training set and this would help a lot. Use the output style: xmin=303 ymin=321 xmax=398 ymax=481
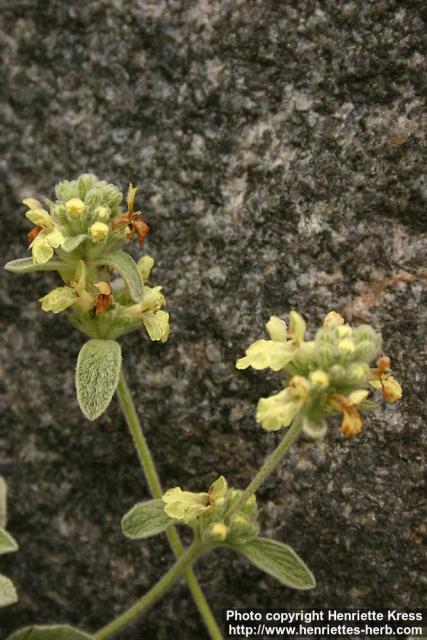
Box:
xmin=0 ymin=1 xmax=426 ymax=638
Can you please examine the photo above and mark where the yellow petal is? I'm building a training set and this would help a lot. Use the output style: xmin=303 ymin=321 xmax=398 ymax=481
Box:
xmin=381 ymin=375 xmax=402 ymax=403
xmin=94 ymin=281 xmax=111 ymax=295
xmin=143 ymin=310 xmax=170 ymax=342
xmin=23 ymin=198 xmax=43 ymax=210
xmin=347 ymin=389 xmax=369 ymax=406
xmin=208 ymin=476 xmax=228 ymax=504
xmin=30 ymin=234 xmax=54 ymax=264
xmin=39 ymin=287 xmax=76 ymax=313
xmin=289 ymin=311 xmax=306 ymax=345
xmin=236 ymin=340 xmax=294 ymax=371
xmin=256 ymin=389 xmax=302 ymax=431
xmin=46 ymin=228 xmax=64 ymax=248
xmin=137 ymin=255 xmax=155 ymax=281
xmin=26 ymin=209 xmax=53 ymax=230
xmin=266 ymin=316 xmax=287 ymax=342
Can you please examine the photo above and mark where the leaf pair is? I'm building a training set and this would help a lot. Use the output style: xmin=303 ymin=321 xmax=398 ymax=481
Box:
xmin=121 ymin=500 xmax=315 ymax=591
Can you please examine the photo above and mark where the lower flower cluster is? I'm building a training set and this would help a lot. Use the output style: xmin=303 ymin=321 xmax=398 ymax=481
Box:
xmin=162 ymin=476 xmax=260 ymax=546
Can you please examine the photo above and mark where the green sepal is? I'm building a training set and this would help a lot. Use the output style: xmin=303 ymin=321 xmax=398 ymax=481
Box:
xmin=7 ymin=626 xmax=93 ymax=639
xmin=76 ymin=339 xmax=122 ymax=421
xmin=227 ymin=537 xmax=315 ymax=590
xmin=4 ymin=257 xmax=67 ymax=273
xmin=0 ymin=574 xmax=17 ymax=608
xmin=61 ymin=234 xmax=87 ymax=253
xmin=0 ymin=476 xmax=7 ymax=528
xmin=95 ymin=252 xmax=144 ymax=302
xmin=122 ymin=499 xmax=175 ymax=540
xmin=0 ymin=528 xmax=18 ymax=555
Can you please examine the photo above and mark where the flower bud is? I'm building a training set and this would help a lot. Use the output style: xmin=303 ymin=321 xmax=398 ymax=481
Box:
xmin=323 ymin=311 xmax=344 ymax=329
xmin=90 ymin=222 xmax=109 ymax=241
xmin=309 ymin=370 xmax=329 ymax=388
xmin=209 ymin=522 xmax=228 ymax=542
xmin=338 ymin=338 xmax=356 ymax=353
xmin=95 ymin=206 xmax=110 ymax=221
xmin=65 ymin=198 xmax=86 ymax=218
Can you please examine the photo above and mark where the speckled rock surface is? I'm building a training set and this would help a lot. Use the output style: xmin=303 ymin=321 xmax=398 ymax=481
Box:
xmin=0 ymin=0 xmax=426 ymax=638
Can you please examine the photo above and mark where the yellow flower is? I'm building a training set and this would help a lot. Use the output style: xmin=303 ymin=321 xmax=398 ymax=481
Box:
xmin=323 ymin=311 xmax=345 ymax=329
xmin=125 ymin=286 xmax=169 ymax=343
xmin=24 ymin=202 xmax=65 ymax=264
xmin=236 ymin=312 xmax=306 ymax=372
xmin=330 ymin=390 xmax=369 ymax=437
xmin=65 ymin=198 xmax=86 ymax=217
xmin=256 ymin=376 xmax=309 ymax=431
xmin=39 ymin=261 xmax=94 ymax=314
xmin=90 ymin=221 xmax=110 ymax=241
xmin=162 ymin=476 xmax=228 ymax=524
xmin=162 ymin=487 xmax=209 ymax=523
xmin=369 ymin=356 xmax=402 ymax=403
xmin=39 ymin=286 xmax=77 ymax=313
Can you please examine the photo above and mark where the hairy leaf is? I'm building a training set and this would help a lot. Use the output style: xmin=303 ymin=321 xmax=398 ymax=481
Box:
xmin=61 ymin=234 xmax=87 ymax=253
xmin=95 ymin=252 xmax=144 ymax=302
xmin=8 ymin=626 xmax=93 ymax=639
xmin=229 ymin=537 xmax=315 ymax=590
xmin=76 ymin=340 xmax=122 ymax=421
xmin=122 ymin=499 xmax=175 ymax=540
xmin=0 ymin=528 xmax=18 ymax=555
xmin=0 ymin=575 xmax=17 ymax=608
xmin=4 ymin=257 xmax=66 ymax=273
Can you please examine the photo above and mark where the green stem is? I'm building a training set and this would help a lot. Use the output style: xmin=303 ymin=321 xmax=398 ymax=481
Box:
xmin=227 ymin=417 xmax=304 ymax=517
xmin=116 ymin=369 xmax=223 ymax=640
xmin=94 ymin=542 xmax=206 ymax=640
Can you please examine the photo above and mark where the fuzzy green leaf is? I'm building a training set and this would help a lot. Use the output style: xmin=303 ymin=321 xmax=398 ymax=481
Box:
xmin=8 ymin=626 xmax=93 ymax=639
xmin=0 ymin=476 xmax=7 ymax=528
xmin=61 ymin=234 xmax=87 ymax=253
xmin=0 ymin=575 xmax=17 ymax=608
xmin=0 ymin=528 xmax=18 ymax=555
xmin=76 ymin=339 xmax=122 ymax=421
xmin=96 ymin=252 xmax=144 ymax=302
xmin=4 ymin=257 xmax=67 ymax=273
xmin=122 ymin=499 xmax=175 ymax=540
xmin=229 ymin=537 xmax=315 ymax=590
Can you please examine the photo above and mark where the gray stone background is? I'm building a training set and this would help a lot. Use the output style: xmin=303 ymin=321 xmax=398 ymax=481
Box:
xmin=0 ymin=0 xmax=426 ymax=638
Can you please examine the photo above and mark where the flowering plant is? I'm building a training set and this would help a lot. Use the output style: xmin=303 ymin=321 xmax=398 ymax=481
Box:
xmin=4 ymin=176 xmax=402 ymax=640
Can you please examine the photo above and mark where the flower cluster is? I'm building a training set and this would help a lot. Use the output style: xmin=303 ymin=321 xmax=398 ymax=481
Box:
xmin=236 ymin=311 xmax=402 ymax=437
xmin=7 ymin=175 xmax=169 ymax=343
xmin=162 ymin=476 xmax=259 ymax=545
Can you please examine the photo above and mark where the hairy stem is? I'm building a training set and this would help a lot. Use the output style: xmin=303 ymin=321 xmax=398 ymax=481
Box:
xmin=116 ymin=368 xmax=223 ymax=640
xmin=227 ymin=417 xmax=304 ymax=516
xmin=94 ymin=542 xmax=206 ymax=640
